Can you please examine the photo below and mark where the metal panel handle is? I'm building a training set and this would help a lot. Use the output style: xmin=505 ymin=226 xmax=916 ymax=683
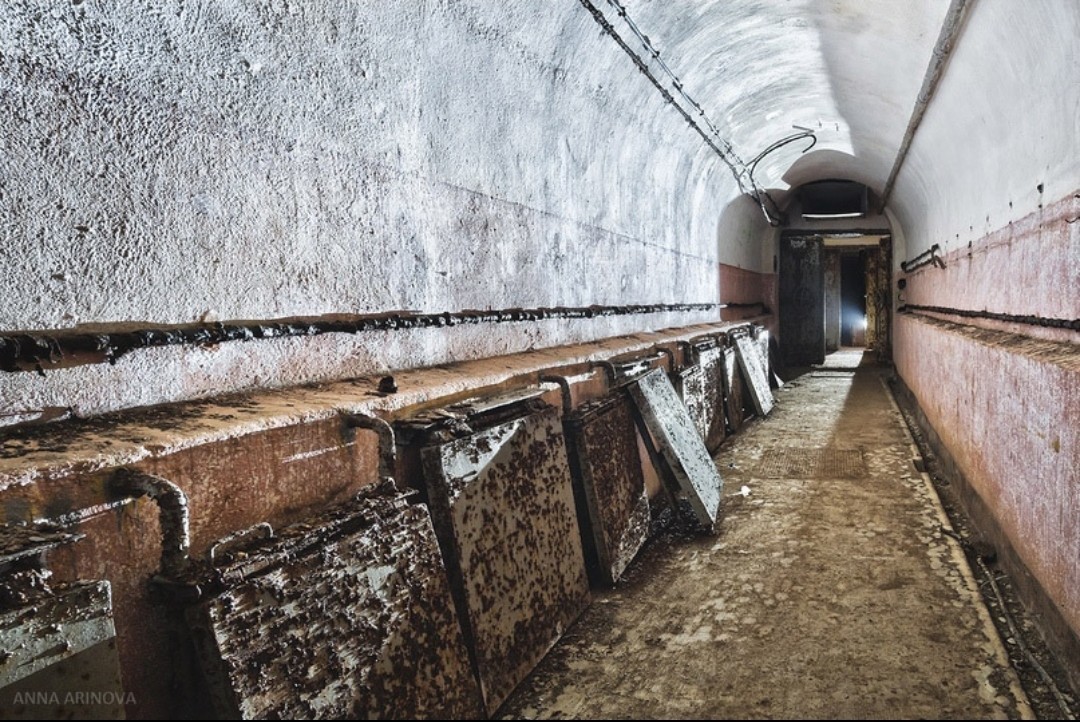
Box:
xmin=345 ymin=413 xmax=397 ymax=479
xmin=108 ymin=468 xmax=191 ymax=578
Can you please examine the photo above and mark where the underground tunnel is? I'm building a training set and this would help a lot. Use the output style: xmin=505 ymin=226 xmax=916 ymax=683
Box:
xmin=0 ymin=0 xmax=1077 ymax=719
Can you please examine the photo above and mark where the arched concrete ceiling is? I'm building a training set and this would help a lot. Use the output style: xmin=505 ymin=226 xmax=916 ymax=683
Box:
xmin=615 ymin=0 xmax=948 ymax=195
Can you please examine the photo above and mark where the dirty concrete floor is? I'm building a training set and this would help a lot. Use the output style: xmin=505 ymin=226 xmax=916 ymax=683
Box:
xmin=500 ymin=350 xmax=1033 ymax=720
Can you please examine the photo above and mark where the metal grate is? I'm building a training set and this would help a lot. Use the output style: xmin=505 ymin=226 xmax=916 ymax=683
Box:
xmin=757 ymin=447 xmax=867 ymax=479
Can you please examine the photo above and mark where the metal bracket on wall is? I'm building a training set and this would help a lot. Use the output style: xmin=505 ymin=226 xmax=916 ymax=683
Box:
xmin=900 ymin=243 xmax=947 ymax=273
xmin=107 ymin=468 xmax=192 ymax=579
xmin=343 ymin=413 xmax=397 ymax=480
xmin=652 ymin=346 xmax=677 ymax=374
xmin=539 ymin=374 xmax=575 ymax=415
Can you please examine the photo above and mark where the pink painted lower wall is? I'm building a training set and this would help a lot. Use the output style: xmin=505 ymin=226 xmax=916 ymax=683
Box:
xmin=719 ymin=263 xmax=778 ymax=338
xmin=894 ymin=314 xmax=1080 ymax=640
xmin=893 ymin=191 xmax=1080 ymax=663
xmin=903 ymin=192 xmax=1079 ymax=333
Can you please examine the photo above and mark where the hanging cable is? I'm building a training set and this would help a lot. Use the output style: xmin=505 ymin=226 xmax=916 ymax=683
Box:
xmin=582 ymin=0 xmax=803 ymax=227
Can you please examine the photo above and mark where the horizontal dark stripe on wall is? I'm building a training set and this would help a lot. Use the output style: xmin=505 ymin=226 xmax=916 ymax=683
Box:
xmin=0 ymin=303 xmax=722 ymax=374
xmin=900 ymin=304 xmax=1079 ymax=331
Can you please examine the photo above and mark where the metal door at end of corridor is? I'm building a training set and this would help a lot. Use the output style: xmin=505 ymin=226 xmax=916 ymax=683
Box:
xmin=779 ymin=234 xmax=825 ymax=366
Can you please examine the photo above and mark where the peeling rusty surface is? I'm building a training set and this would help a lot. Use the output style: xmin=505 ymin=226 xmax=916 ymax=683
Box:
xmin=0 ymin=580 xmax=124 ymax=720
xmin=186 ymin=481 xmax=482 ymax=719
xmin=694 ymin=342 xmax=728 ymax=452
xmin=735 ymin=336 xmax=774 ymax=417
xmin=753 ymin=329 xmax=771 ymax=380
xmin=418 ymin=403 xmax=590 ymax=715
xmin=722 ymin=346 xmax=746 ymax=433
xmin=674 ymin=365 xmax=708 ymax=442
xmin=0 ymin=580 xmax=115 ymax=684
xmin=0 ymin=525 xmax=82 ymax=567
xmin=0 ymin=322 xmax=742 ymax=719
xmin=565 ymin=393 xmax=650 ymax=586
xmin=627 ymin=370 xmax=723 ymax=531
xmin=0 ymin=524 xmax=85 ymax=611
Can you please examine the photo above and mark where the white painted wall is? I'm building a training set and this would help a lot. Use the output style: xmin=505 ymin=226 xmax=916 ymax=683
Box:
xmin=889 ymin=0 xmax=1080 ymax=262
xmin=0 ymin=1 xmax=744 ymax=416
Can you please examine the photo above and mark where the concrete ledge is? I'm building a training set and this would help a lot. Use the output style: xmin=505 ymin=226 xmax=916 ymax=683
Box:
xmin=0 ymin=320 xmax=741 ymax=495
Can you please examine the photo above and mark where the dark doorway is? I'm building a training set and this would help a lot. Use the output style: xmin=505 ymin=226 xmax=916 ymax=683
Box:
xmin=840 ymin=253 xmax=867 ymax=346
xmin=779 ymin=234 xmax=825 ymax=366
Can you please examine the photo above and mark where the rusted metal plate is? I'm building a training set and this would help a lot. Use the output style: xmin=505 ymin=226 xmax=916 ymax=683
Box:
xmin=627 ymin=369 xmax=723 ymax=531
xmin=735 ymin=335 xmax=775 ymax=417
xmin=754 ymin=328 xmax=771 ymax=380
xmin=756 ymin=447 xmax=867 ymax=479
xmin=419 ymin=403 xmax=590 ymax=715
xmin=0 ymin=581 xmax=125 ymax=719
xmin=565 ymin=393 xmax=650 ymax=586
xmin=722 ymin=346 xmax=746 ymax=433
xmin=186 ymin=481 xmax=483 ymax=720
xmin=695 ymin=341 xmax=728 ymax=452
xmin=674 ymin=365 xmax=708 ymax=442
xmin=0 ymin=526 xmax=83 ymax=567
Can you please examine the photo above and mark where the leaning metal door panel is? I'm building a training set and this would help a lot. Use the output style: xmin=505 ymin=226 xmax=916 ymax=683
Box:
xmin=735 ymin=335 xmax=775 ymax=417
xmin=780 ymin=235 xmax=826 ymax=366
xmin=565 ymin=392 xmax=651 ymax=586
xmin=420 ymin=403 xmax=590 ymax=716
xmin=627 ymin=369 xmax=723 ymax=531
xmin=186 ymin=482 xmax=482 ymax=720
xmin=0 ymin=527 xmax=125 ymax=721
xmin=754 ymin=329 xmax=771 ymax=382
xmin=696 ymin=342 xmax=728 ymax=452
xmin=723 ymin=346 xmax=746 ymax=433
xmin=674 ymin=364 xmax=708 ymax=442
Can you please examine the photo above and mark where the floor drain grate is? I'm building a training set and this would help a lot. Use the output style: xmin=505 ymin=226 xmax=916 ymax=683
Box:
xmin=756 ymin=448 xmax=867 ymax=478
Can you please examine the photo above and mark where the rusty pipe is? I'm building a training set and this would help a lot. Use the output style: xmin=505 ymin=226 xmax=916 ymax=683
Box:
xmin=345 ymin=413 xmax=397 ymax=479
xmin=589 ymin=360 xmax=619 ymax=387
xmin=539 ymin=375 xmax=574 ymax=415
xmin=108 ymin=468 xmax=191 ymax=579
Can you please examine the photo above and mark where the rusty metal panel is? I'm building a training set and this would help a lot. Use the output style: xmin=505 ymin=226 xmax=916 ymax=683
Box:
xmin=754 ymin=329 xmax=771 ymax=379
xmin=186 ymin=482 xmax=482 ymax=720
xmin=722 ymin=346 xmax=746 ymax=433
xmin=735 ymin=335 xmax=775 ymax=417
xmin=825 ymin=250 xmax=842 ymax=353
xmin=696 ymin=342 xmax=728 ymax=452
xmin=419 ymin=403 xmax=590 ymax=715
xmin=565 ymin=393 xmax=650 ymax=586
xmin=627 ymin=369 xmax=723 ymax=531
xmin=674 ymin=365 xmax=708 ymax=441
xmin=1 ymin=526 xmax=125 ymax=720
